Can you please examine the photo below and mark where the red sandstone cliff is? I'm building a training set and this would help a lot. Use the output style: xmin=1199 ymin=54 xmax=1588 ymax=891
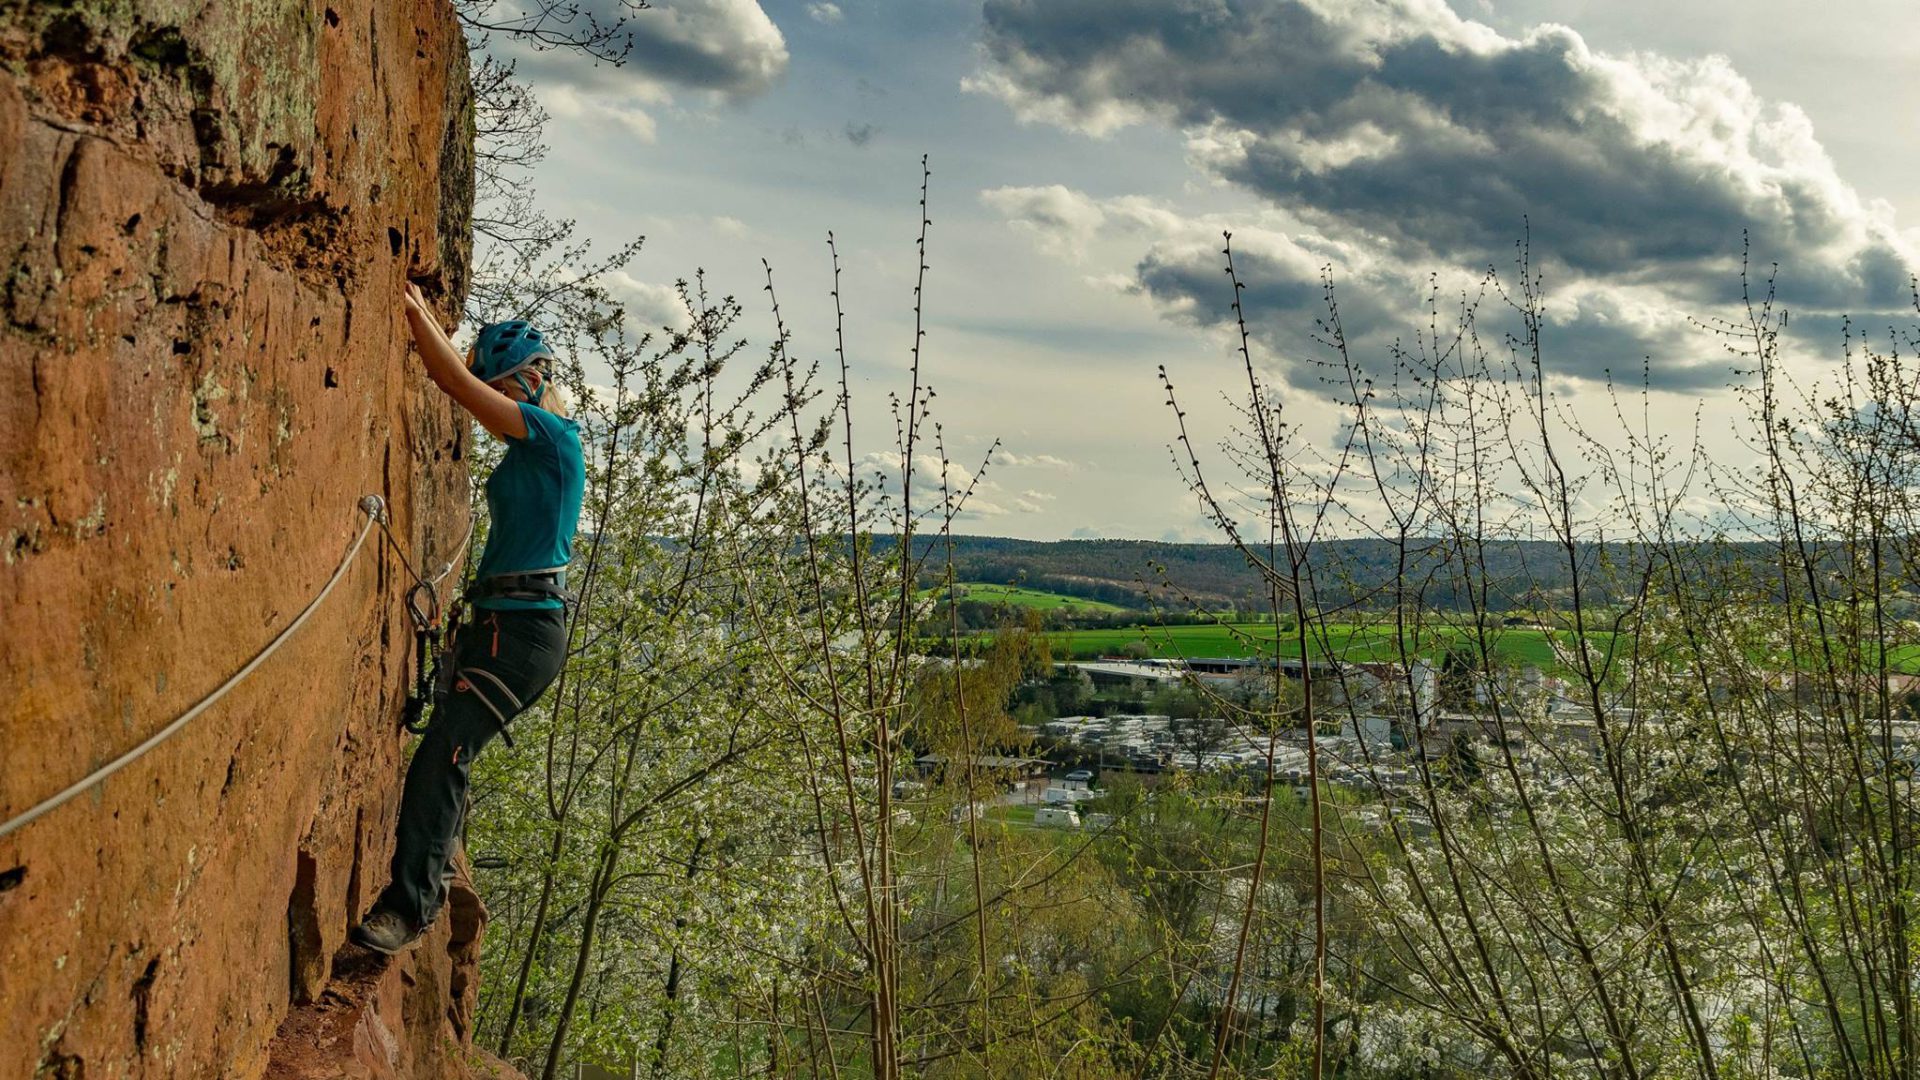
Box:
xmin=0 ymin=0 xmax=509 ymax=1075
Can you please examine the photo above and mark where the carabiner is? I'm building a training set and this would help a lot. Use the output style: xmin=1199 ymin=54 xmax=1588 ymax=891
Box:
xmin=406 ymin=581 xmax=441 ymax=632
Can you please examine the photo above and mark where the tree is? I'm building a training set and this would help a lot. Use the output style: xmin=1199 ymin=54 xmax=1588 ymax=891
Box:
xmin=1168 ymin=714 xmax=1231 ymax=772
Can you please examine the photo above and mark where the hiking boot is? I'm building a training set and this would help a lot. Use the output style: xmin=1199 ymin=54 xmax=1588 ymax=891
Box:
xmin=351 ymin=908 xmax=424 ymax=955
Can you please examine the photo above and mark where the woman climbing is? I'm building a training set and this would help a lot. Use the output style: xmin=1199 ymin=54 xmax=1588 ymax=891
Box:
xmin=352 ymin=282 xmax=585 ymax=954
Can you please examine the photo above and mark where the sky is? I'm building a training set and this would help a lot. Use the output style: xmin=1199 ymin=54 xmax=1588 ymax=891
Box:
xmin=498 ymin=0 xmax=1920 ymax=542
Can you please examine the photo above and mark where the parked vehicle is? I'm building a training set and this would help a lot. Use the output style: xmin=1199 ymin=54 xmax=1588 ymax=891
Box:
xmin=1064 ymin=769 xmax=1093 ymax=783
xmin=1034 ymin=807 xmax=1081 ymax=828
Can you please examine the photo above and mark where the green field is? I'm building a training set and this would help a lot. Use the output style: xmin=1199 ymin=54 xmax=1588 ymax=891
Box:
xmin=927 ymin=582 xmax=1129 ymax=614
xmin=989 ymin=803 xmax=1039 ymax=825
xmin=1040 ymin=620 xmax=1586 ymax=669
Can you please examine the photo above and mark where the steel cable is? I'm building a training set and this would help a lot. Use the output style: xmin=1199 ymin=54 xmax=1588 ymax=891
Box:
xmin=0 ymin=496 xmax=393 ymax=841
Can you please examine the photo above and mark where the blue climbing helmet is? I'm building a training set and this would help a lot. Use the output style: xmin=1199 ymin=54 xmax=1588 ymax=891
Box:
xmin=468 ymin=320 xmax=556 ymax=404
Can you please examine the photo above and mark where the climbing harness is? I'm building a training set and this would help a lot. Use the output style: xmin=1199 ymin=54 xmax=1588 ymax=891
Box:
xmin=376 ymin=495 xmax=574 ymax=749
xmin=425 ymin=565 xmax=572 ymax=750
xmin=368 ymin=501 xmax=474 ymax=737
xmin=402 ymin=583 xmax=446 ymax=735
xmin=463 ymin=566 xmax=571 ymax=606
xmin=373 ymin=502 xmax=569 ymax=750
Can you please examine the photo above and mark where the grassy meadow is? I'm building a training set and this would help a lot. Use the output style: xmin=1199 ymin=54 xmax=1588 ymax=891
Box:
xmin=1039 ymin=620 xmax=1578 ymax=668
xmin=934 ymin=582 xmax=1920 ymax=676
xmin=924 ymin=581 xmax=1584 ymax=667
xmin=925 ymin=582 xmax=1130 ymax=613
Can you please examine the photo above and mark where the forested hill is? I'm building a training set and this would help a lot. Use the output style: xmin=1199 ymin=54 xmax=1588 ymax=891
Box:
xmin=880 ymin=534 xmax=1804 ymax=613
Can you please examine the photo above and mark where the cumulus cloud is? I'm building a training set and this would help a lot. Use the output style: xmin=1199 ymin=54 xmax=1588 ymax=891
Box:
xmin=987 ymin=187 xmax=1390 ymax=351
xmin=540 ymin=83 xmax=659 ymax=143
xmin=806 ymin=2 xmax=844 ymax=24
xmin=972 ymin=0 xmax=1916 ymax=386
xmin=509 ymin=0 xmax=788 ymax=134
xmin=1011 ymin=488 xmax=1056 ymax=514
xmin=991 ymin=185 xmax=1732 ymax=389
xmin=842 ymin=450 xmax=1009 ymax=519
xmin=982 ymin=185 xmax=1189 ymax=260
xmin=981 ymin=185 xmax=1107 ymax=259
xmin=602 ymin=270 xmax=695 ymax=336
xmin=989 ymin=448 xmax=1081 ymax=470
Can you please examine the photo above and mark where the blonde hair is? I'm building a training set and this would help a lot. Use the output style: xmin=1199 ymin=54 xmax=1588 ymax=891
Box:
xmin=523 ymin=362 xmax=568 ymax=418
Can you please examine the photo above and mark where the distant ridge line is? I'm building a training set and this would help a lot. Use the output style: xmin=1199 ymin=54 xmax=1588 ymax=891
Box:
xmin=872 ymin=534 xmax=1805 ymax=613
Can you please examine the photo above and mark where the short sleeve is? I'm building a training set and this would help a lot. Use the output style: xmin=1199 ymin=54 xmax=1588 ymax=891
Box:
xmin=514 ymin=401 xmax=558 ymax=449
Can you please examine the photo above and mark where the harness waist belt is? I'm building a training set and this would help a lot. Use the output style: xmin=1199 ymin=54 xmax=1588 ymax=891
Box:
xmin=465 ymin=568 xmax=570 ymax=604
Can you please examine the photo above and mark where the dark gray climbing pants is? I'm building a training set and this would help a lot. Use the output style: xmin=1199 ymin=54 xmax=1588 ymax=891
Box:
xmin=379 ymin=606 xmax=567 ymax=927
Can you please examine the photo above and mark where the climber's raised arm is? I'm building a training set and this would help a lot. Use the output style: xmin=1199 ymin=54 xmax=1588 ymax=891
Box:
xmin=400 ymin=282 xmax=528 ymax=439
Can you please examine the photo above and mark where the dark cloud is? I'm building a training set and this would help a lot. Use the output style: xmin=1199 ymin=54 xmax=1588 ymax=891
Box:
xmin=1129 ymin=227 xmax=1447 ymax=390
xmin=844 ymin=121 xmax=876 ymax=147
xmin=1476 ymin=293 xmax=1733 ymax=392
xmin=975 ymin=0 xmax=1915 ymax=331
xmin=1754 ymin=241 xmax=1915 ymax=310
xmin=1132 ymin=233 xmax=1729 ymax=391
xmin=512 ymin=0 xmax=788 ymax=101
xmin=985 ymin=180 xmax=1728 ymax=391
xmin=1135 ymin=243 xmax=1342 ymax=356
xmin=975 ymin=0 xmax=1376 ymax=134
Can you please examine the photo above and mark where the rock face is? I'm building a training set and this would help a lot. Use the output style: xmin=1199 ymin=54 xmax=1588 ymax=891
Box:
xmin=262 ymin=858 xmax=521 ymax=1080
xmin=0 ymin=0 xmax=494 ymax=1075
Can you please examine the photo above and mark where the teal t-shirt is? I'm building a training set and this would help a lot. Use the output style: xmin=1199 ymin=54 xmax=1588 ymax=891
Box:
xmin=473 ymin=402 xmax=585 ymax=610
